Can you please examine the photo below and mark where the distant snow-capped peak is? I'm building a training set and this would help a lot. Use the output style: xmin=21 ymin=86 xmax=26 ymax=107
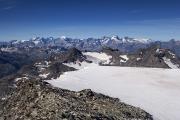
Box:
xmin=31 ymin=37 xmax=41 ymax=41
xmin=133 ymin=38 xmax=153 ymax=43
xmin=60 ymin=36 xmax=67 ymax=40
xmin=111 ymin=35 xmax=120 ymax=41
xmin=11 ymin=35 xmax=153 ymax=47
xmin=109 ymin=36 xmax=152 ymax=43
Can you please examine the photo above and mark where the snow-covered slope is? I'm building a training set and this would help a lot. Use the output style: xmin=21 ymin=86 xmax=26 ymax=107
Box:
xmin=47 ymin=64 xmax=180 ymax=120
xmin=83 ymin=52 xmax=112 ymax=64
xmin=163 ymin=57 xmax=179 ymax=69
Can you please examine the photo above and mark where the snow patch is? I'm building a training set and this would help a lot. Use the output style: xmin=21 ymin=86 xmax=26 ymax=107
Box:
xmin=136 ymin=57 xmax=142 ymax=61
xmin=168 ymin=51 xmax=176 ymax=58
xmin=21 ymin=40 xmax=28 ymax=42
xmin=111 ymin=35 xmax=121 ymax=43
xmin=83 ymin=52 xmax=112 ymax=64
xmin=1 ymin=97 xmax=6 ymax=100
xmin=1 ymin=47 xmax=18 ymax=52
xmin=33 ymin=40 xmax=40 ymax=45
xmin=120 ymin=55 xmax=129 ymax=62
xmin=163 ymin=57 xmax=179 ymax=69
xmin=39 ymin=73 xmax=50 ymax=78
xmin=15 ymin=77 xmax=29 ymax=82
xmin=35 ymin=61 xmax=50 ymax=68
xmin=60 ymin=36 xmax=66 ymax=39
xmin=134 ymin=38 xmax=152 ymax=43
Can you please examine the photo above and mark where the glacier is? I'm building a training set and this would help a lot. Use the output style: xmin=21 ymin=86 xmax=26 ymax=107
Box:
xmin=47 ymin=53 xmax=180 ymax=120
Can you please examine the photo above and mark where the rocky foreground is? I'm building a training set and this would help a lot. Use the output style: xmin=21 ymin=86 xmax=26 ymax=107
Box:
xmin=0 ymin=79 xmax=153 ymax=120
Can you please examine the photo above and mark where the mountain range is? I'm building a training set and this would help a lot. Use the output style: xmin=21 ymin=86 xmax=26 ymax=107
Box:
xmin=1 ymin=36 xmax=180 ymax=56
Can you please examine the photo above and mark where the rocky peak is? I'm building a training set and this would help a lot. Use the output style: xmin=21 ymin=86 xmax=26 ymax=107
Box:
xmin=64 ymin=48 xmax=86 ymax=63
xmin=122 ymin=45 xmax=180 ymax=68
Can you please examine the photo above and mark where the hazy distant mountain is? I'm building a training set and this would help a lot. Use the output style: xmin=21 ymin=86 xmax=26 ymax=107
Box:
xmin=4 ymin=36 xmax=152 ymax=51
xmin=0 ymin=36 xmax=180 ymax=56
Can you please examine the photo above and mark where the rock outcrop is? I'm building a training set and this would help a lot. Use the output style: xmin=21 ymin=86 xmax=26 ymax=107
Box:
xmin=123 ymin=45 xmax=180 ymax=68
xmin=0 ymin=80 xmax=153 ymax=120
xmin=102 ymin=46 xmax=180 ymax=68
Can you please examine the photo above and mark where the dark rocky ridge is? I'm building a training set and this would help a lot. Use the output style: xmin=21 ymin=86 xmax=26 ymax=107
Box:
xmin=0 ymin=48 xmax=83 ymax=98
xmin=0 ymin=79 xmax=153 ymax=120
xmin=102 ymin=46 xmax=180 ymax=68
xmin=124 ymin=46 xmax=180 ymax=68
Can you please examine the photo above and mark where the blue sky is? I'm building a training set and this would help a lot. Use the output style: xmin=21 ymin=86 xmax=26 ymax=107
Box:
xmin=0 ymin=0 xmax=180 ymax=41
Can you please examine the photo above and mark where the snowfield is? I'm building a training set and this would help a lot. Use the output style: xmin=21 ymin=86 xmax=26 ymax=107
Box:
xmin=48 ymin=63 xmax=180 ymax=120
xmin=47 ymin=52 xmax=180 ymax=120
